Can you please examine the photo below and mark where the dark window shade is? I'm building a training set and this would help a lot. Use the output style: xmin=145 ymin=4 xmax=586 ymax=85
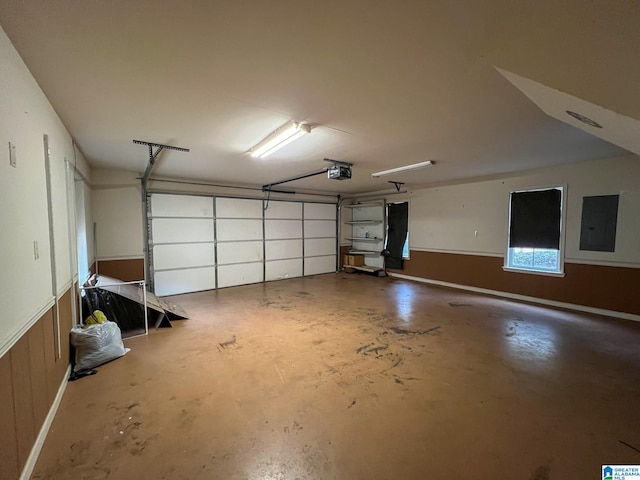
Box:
xmin=509 ymin=189 xmax=561 ymax=249
xmin=385 ymin=202 xmax=408 ymax=269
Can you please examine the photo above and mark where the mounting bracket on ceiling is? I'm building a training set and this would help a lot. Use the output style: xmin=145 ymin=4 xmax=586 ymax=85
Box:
xmin=388 ymin=181 xmax=405 ymax=192
xmin=262 ymin=158 xmax=353 ymax=193
xmin=324 ymin=158 xmax=353 ymax=168
xmin=134 ymin=139 xmax=190 ymax=186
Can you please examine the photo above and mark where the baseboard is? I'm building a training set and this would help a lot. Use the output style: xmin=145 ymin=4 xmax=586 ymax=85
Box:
xmin=388 ymin=272 xmax=640 ymax=323
xmin=19 ymin=365 xmax=71 ymax=480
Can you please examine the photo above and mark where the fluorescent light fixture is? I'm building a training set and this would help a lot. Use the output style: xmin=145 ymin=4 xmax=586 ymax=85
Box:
xmin=249 ymin=120 xmax=311 ymax=158
xmin=371 ymin=160 xmax=435 ymax=177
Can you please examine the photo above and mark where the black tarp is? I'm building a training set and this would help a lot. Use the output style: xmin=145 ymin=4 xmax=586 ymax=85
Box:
xmin=385 ymin=202 xmax=408 ymax=269
xmin=81 ymin=275 xmax=188 ymax=337
xmin=82 ymin=286 xmax=146 ymax=335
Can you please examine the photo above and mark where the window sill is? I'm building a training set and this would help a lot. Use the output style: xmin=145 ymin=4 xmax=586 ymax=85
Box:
xmin=502 ymin=266 xmax=565 ymax=278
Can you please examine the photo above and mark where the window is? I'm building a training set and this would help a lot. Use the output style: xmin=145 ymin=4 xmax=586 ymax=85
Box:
xmin=505 ymin=186 xmax=564 ymax=275
xmin=507 ymin=247 xmax=559 ymax=271
xmin=402 ymin=233 xmax=409 ymax=259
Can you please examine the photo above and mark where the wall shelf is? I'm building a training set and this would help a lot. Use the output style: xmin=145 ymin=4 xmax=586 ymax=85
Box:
xmin=343 ymin=202 xmax=381 ymax=208
xmin=345 ymin=237 xmax=381 ymax=241
xmin=343 ymin=264 xmax=383 ymax=273
xmin=344 ymin=220 xmax=382 ymax=225
xmin=342 ymin=199 xmax=386 ymax=270
xmin=348 ymin=250 xmax=379 ymax=256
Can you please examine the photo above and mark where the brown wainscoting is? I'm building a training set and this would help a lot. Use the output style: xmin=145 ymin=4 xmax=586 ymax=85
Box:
xmin=9 ymin=329 xmax=37 ymax=469
xmin=0 ymin=352 xmax=19 ymax=479
xmin=96 ymin=258 xmax=144 ymax=282
xmin=339 ymin=245 xmax=351 ymax=266
xmin=389 ymin=250 xmax=640 ymax=316
xmin=41 ymin=309 xmax=58 ymax=415
xmin=58 ymin=289 xmax=73 ymax=373
xmin=0 ymin=288 xmax=73 ymax=479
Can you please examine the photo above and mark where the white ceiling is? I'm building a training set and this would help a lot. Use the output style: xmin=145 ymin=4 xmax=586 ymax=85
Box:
xmin=0 ymin=1 xmax=638 ymax=194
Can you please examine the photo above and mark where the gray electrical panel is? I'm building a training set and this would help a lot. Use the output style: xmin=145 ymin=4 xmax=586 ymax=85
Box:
xmin=579 ymin=195 xmax=619 ymax=252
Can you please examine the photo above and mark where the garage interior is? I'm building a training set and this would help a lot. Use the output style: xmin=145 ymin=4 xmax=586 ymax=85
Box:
xmin=1 ymin=2 xmax=639 ymax=479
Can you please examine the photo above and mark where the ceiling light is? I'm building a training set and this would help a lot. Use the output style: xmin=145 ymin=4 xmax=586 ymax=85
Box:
xmin=566 ymin=110 xmax=602 ymax=128
xmin=249 ymin=120 xmax=311 ymax=158
xmin=371 ymin=160 xmax=435 ymax=177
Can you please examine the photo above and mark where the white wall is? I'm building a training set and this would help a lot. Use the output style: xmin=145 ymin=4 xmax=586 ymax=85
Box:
xmin=406 ymin=154 xmax=640 ymax=266
xmin=92 ymin=186 xmax=144 ymax=260
xmin=0 ymin=25 xmax=86 ymax=355
xmin=90 ymin=168 xmax=142 ymax=259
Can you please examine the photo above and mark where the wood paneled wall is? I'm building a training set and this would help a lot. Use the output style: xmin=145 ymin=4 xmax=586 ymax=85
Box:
xmin=96 ymin=258 xmax=144 ymax=282
xmin=390 ymin=250 xmax=640 ymax=316
xmin=0 ymin=288 xmax=73 ymax=479
xmin=339 ymin=245 xmax=350 ymax=265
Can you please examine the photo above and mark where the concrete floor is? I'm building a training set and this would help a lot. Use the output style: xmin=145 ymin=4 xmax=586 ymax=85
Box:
xmin=31 ymin=273 xmax=640 ymax=479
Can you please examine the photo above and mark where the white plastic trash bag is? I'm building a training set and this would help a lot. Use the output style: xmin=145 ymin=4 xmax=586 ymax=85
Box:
xmin=70 ymin=321 xmax=130 ymax=372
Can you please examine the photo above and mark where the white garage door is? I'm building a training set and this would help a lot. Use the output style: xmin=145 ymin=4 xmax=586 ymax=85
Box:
xmin=150 ymin=194 xmax=216 ymax=296
xmin=265 ymin=200 xmax=303 ymax=281
xmin=216 ymin=197 xmax=264 ymax=288
xmin=304 ymin=203 xmax=337 ymax=275
xmin=148 ymin=194 xmax=336 ymax=296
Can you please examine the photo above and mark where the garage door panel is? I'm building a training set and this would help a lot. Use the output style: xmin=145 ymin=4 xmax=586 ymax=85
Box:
xmin=266 ymin=259 xmax=302 ymax=281
xmin=149 ymin=195 xmax=337 ymax=293
xmin=304 ymin=220 xmax=335 ymax=238
xmin=151 ymin=194 xmax=213 ymax=218
xmin=154 ymin=267 xmax=216 ymax=296
xmin=265 ymin=239 xmax=302 ymax=260
xmin=153 ymin=243 xmax=214 ymax=270
xmin=265 ymin=219 xmax=302 ymax=240
xmin=217 ymin=219 xmax=262 ymax=241
xmin=152 ymin=218 xmax=214 ymax=244
xmin=217 ymin=241 xmax=263 ymax=265
xmin=264 ymin=201 xmax=302 ymax=219
xmin=216 ymin=198 xmax=262 ymax=218
xmin=218 ymin=263 xmax=263 ymax=288
xmin=304 ymin=255 xmax=336 ymax=276
xmin=305 ymin=238 xmax=335 ymax=257
xmin=304 ymin=203 xmax=336 ymax=220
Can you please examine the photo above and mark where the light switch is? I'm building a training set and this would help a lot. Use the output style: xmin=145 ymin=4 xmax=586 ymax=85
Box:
xmin=33 ymin=240 xmax=39 ymax=259
xmin=9 ymin=142 xmax=16 ymax=168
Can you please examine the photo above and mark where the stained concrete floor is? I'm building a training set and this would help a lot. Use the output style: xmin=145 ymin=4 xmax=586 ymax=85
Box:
xmin=31 ymin=273 xmax=640 ymax=479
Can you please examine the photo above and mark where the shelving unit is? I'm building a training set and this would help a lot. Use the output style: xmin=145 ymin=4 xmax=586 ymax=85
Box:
xmin=346 ymin=265 xmax=382 ymax=273
xmin=342 ymin=200 xmax=386 ymax=272
xmin=344 ymin=220 xmax=382 ymax=225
